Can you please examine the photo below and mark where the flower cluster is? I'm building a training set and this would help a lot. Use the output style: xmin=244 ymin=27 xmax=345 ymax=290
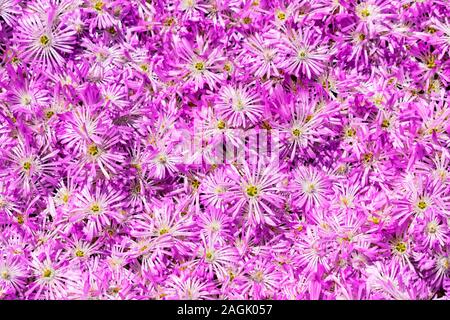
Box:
xmin=0 ymin=0 xmax=449 ymax=300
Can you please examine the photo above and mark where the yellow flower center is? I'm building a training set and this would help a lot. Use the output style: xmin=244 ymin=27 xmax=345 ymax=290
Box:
xmin=369 ymin=216 xmax=380 ymax=224
xmin=87 ymin=144 xmax=99 ymax=156
xmin=158 ymin=155 xmax=167 ymax=164
xmin=23 ymin=162 xmax=31 ymax=171
xmin=360 ymin=8 xmax=370 ymax=17
xmin=45 ymin=110 xmax=55 ymax=119
xmin=205 ymin=250 xmax=215 ymax=262
xmin=39 ymin=35 xmax=50 ymax=46
xmin=394 ymin=241 xmax=407 ymax=254
xmin=164 ymin=17 xmax=175 ymax=26
xmin=417 ymin=201 xmax=427 ymax=210
xmin=426 ymin=55 xmax=436 ymax=69
xmin=246 ymin=185 xmax=259 ymax=197
xmin=209 ymin=221 xmax=221 ymax=232
xmin=363 ymin=152 xmax=373 ymax=164
xmin=252 ymin=270 xmax=264 ymax=283
xmin=215 ymin=186 xmax=225 ymax=194
xmin=191 ymin=179 xmax=200 ymax=189
xmin=132 ymin=183 xmax=141 ymax=194
xmin=94 ymin=1 xmax=104 ymax=11
xmin=234 ymin=99 xmax=244 ymax=111
xmin=304 ymin=182 xmax=316 ymax=193
xmin=131 ymin=163 xmax=142 ymax=171
xmin=17 ymin=214 xmax=24 ymax=225
xmin=345 ymin=127 xmax=356 ymax=138
xmin=381 ymin=119 xmax=390 ymax=128
xmin=217 ymin=120 xmax=226 ymax=130
xmin=107 ymin=27 xmax=116 ymax=35
xmin=90 ymin=203 xmax=101 ymax=214
xmin=140 ymin=64 xmax=148 ymax=72
xmin=292 ymin=128 xmax=302 ymax=137
xmin=75 ymin=249 xmax=85 ymax=257
xmin=21 ymin=95 xmax=32 ymax=106
xmin=440 ymin=258 xmax=449 ymax=270
xmin=159 ymin=227 xmax=169 ymax=235
xmin=194 ymin=61 xmax=205 ymax=71
xmin=341 ymin=196 xmax=350 ymax=206
xmin=426 ymin=222 xmax=438 ymax=234
xmin=243 ymin=17 xmax=252 ymax=24
xmin=1 ymin=271 xmax=10 ymax=280
xmin=111 ymin=286 xmax=120 ymax=294
xmin=42 ymin=268 xmax=53 ymax=278
xmin=276 ymin=11 xmax=286 ymax=21
xmin=62 ymin=193 xmax=69 ymax=203
xmin=223 ymin=63 xmax=232 ymax=72
xmin=297 ymin=50 xmax=308 ymax=60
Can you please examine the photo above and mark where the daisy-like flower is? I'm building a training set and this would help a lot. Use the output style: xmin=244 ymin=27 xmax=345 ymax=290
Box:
xmin=0 ymin=256 xmax=27 ymax=292
xmin=53 ymin=174 xmax=78 ymax=208
xmin=0 ymin=0 xmax=21 ymax=28
xmin=331 ymin=180 xmax=363 ymax=211
xmin=279 ymin=27 xmax=329 ymax=79
xmin=164 ymin=271 xmax=219 ymax=300
xmin=0 ymin=181 xmax=19 ymax=218
xmin=294 ymin=226 xmax=334 ymax=274
xmin=72 ymin=183 xmax=125 ymax=240
xmin=72 ymin=130 xmax=125 ymax=180
xmin=216 ymin=84 xmax=264 ymax=128
xmin=228 ymin=159 xmax=286 ymax=228
xmin=188 ymin=234 xmax=239 ymax=281
xmin=415 ymin=152 xmax=450 ymax=184
xmin=431 ymin=18 xmax=450 ymax=58
xmin=2 ymin=139 xmax=59 ymax=194
xmin=65 ymin=235 xmax=101 ymax=262
xmin=276 ymin=90 xmax=331 ymax=160
xmin=15 ymin=12 xmax=75 ymax=68
xmin=354 ymin=0 xmax=394 ymax=33
xmin=291 ymin=166 xmax=332 ymax=212
xmin=60 ymin=106 xmax=108 ymax=155
xmin=431 ymin=251 xmax=450 ymax=287
xmin=241 ymin=32 xmax=281 ymax=79
xmin=416 ymin=211 xmax=448 ymax=249
xmin=238 ymin=258 xmax=282 ymax=300
xmin=177 ymin=0 xmax=208 ymax=20
xmin=366 ymin=261 xmax=417 ymax=300
xmin=171 ymin=36 xmax=225 ymax=90
xmin=87 ymin=0 xmax=116 ymax=30
xmin=26 ymin=250 xmax=81 ymax=300
xmin=196 ymin=207 xmax=232 ymax=244
xmin=200 ymin=167 xmax=233 ymax=209
xmin=389 ymin=235 xmax=413 ymax=268
xmin=4 ymin=72 xmax=49 ymax=116
xmin=147 ymin=145 xmax=183 ymax=180
xmin=101 ymin=83 xmax=128 ymax=111
xmin=392 ymin=176 xmax=449 ymax=226
xmin=130 ymin=202 xmax=196 ymax=259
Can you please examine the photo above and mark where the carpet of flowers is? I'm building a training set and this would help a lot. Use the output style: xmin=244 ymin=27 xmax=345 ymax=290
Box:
xmin=0 ymin=0 xmax=449 ymax=300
